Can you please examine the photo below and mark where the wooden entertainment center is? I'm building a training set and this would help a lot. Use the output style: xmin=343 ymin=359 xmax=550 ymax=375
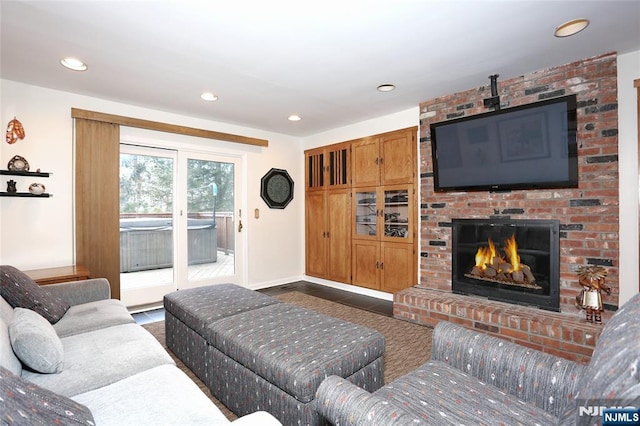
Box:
xmin=304 ymin=126 xmax=418 ymax=293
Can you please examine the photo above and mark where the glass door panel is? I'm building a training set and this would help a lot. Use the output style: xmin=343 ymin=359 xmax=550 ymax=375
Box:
xmin=186 ymin=158 xmax=236 ymax=282
xmin=382 ymin=186 xmax=412 ymax=242
xmin=354 ymin=188 xmax=378 ymax=239
xmin=119 ymin=145 xmax=177 ymax=307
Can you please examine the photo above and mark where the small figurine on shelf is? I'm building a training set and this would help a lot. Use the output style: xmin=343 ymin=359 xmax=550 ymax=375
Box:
xmin=28 ymin=183 xmax=45 ymax=195
xmin=575 ymin=265 xmax=611 ymax=324
xmin=6 ymin=179 xmax=17 ymax=193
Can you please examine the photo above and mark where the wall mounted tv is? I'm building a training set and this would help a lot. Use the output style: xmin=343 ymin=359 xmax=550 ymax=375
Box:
xmin=430 ymin=94 xmax=578 ymax=192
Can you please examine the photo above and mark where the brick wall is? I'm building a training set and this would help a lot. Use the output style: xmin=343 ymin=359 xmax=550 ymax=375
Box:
xmin=394 ymin=52 xmax=619 ymax=362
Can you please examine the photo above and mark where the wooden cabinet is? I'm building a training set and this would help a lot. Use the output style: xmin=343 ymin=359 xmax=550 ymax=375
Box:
xmin=351 ymin=127 xmax=416 ymax=187
xmin=352 ymin=185 xmax=416 ymax=292
xmin=305 ymin=142 xmax=350 ymax=191
xmin=353 ymin=185 xmax=414 ymax=243
xmin=352 ymin=241 xmax=414 ymax=292
xmin=305 ymin=189 xmax=351 ymax=283
xmin=305 ymin=126 xmax=417 ymax=294
xmin=25 ymin=265 xmax=90 ymax=286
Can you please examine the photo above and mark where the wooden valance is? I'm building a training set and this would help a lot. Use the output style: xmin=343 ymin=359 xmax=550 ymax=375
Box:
xmin=71 ymin=108 xmax=268 ymax=147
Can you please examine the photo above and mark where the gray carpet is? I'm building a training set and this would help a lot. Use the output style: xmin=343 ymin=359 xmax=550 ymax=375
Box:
xmin=142 ymin=291 xmax=433 ymax=421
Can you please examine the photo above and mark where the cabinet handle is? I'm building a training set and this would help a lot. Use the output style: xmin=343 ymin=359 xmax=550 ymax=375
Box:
xmin=326 ymin=231 xmax=330 ymax=238
xmin=380 ymin=262 xmax=384 ymax=269
xmin=375 ymin=261 xmax=379 ymax=269
xmin=379 ymin=157 xmax=384 ymax=164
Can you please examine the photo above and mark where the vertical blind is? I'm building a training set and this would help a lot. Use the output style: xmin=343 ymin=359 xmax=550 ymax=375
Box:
xmin=74 ymin=118 xmax=121 ymax=299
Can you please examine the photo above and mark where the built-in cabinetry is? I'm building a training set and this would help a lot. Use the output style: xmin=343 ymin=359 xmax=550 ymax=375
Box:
xmin=304 ymin=126 xmax=417 ymax=293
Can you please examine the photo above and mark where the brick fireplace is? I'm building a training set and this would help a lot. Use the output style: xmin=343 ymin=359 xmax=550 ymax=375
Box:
xmin=394 ymin=52 xmax=619 ymax=363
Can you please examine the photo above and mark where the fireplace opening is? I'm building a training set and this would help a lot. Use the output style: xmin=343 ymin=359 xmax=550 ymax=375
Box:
xmin=452 ymin=219 xmax=560 ymax=312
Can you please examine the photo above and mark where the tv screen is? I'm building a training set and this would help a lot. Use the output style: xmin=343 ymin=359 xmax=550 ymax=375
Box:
xmin=430 ymin=94 xmax=578 ymax=192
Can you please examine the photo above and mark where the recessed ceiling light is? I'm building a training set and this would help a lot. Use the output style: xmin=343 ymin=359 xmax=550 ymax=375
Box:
xmin=377 ymin=84 xmax=396 ymax=92
xmin=60 ymin=57 xmax=87 ymax=71
xmin=201 ymin=92 xmax=218 ymax=101
xmin=554 ymin=18 xmax=589 ymax=37
xmin=288 ymin=115 xmax=302 ymax=121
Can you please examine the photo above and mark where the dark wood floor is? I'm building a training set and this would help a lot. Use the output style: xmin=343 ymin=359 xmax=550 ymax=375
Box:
xmin=133 ymin=281 xmax=393 ymax=324
xmin=258 ymin=281 xmax=394 ymax=317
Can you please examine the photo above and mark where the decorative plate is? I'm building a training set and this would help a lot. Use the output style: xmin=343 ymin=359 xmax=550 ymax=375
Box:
xmin=7 ymin=155 xmax=29 ymax=171
xmin=260 ymin=168 xmax=294 ymax=209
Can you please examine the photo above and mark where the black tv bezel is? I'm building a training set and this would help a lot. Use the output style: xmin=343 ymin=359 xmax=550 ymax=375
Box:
xmin=430 ymin=94 xmax=578 ymax=193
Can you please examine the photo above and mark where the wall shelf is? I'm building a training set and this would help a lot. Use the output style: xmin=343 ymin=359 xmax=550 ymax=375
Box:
xmin=1 ymin=169 xmax=52 ymax=197
xmin=0 ymin=192 xmax=52 ymax=197
xmin=0 ymin=170 xmax=51 ymax=177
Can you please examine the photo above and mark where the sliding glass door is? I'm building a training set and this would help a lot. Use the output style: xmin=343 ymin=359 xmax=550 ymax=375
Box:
xmin=120 ymin=144 xmax=243 ymax=308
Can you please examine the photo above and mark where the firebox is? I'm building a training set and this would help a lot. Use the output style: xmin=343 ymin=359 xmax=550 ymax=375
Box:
xmin=451 ymin=219 xmax=560 ymax=312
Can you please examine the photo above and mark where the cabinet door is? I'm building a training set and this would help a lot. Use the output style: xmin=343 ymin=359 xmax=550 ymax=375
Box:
xmin=353 ymin=187 xmax=378 ymax=240
xmin=381 ymin=184 xmax=414 ymax=243
xmin=380 ymin=242 xmax=415 ymax=293
xmin=352 ymin=240 xmax=380 ymax=290
xmin=326 ymin=143 xmax=350 ymax=189
xmin=305 ymin=148 xmax=325 ymax=191
xmin=380 ymin=128 xmax=416 ymax=185
xmin=351 ymin=137 xmax=380 ymax=187
xmin=305 ymin=191 xmax=327 ymax=278
xmin=326 ymin=189 xmax=352 ymax=283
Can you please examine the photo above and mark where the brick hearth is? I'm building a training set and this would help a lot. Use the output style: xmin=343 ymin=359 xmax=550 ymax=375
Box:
xmin=394 ymin=287 xmax=607 ymax=363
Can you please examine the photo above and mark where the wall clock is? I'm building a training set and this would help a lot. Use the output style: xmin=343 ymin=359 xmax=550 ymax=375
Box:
xmin=260 ymin=168 xmax=294 ymax=209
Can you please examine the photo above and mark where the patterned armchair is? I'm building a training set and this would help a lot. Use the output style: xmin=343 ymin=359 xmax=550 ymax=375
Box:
xmin=315 ymin=293 xmax=640 ymax=425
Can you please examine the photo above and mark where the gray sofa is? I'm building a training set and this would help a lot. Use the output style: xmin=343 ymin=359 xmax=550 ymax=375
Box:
xmin=0 ymin=265 xmax=281 ymax=425
xmin=316 ymin=292 xmax=640 ymax=425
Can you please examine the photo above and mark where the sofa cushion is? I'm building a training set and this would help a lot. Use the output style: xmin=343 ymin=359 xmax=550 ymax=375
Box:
xmin=53 ymin=299 xmax=135 ymax=338
xmin=374 ymin=360 xmax=558 ymax=425
xmin=22 ymin=323 xmax=174 ymax=397
xmin=72 ymin=364 xmax=228 ymax=426
xmin=212 ymin=302 xmax=385 ymax=403
xmin=0 ymin=265 xmax=70 ymax=324
xmin=0 ymin=366 xmax=95 ymax=426
xmin=0 ymin=317 xmax=22 ymax=375
xmin=9 ymin=308 xmax=64 ymax=374
xmin=163 ymin=284 xmax=280 ymax=340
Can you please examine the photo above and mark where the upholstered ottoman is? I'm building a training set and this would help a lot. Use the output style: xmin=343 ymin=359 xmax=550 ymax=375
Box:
xmin=164 ymin=284 xmax=385 ymax=425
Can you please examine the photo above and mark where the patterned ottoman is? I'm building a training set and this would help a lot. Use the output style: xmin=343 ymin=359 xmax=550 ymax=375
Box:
xmin=164 ymin=284 xmax=385 ymax=425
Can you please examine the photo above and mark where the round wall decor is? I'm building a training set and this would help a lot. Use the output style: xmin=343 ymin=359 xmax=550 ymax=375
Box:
xmin=260 ymin=168 xmax=294 ymax=209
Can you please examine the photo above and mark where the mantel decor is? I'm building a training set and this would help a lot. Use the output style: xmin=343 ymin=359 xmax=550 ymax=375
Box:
xmin=260 ymin=168 xmax=294 ymax=209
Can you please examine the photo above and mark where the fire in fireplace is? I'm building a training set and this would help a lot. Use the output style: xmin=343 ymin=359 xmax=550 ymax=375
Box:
xmin=452 ymin=218 xmax=560 ymax=312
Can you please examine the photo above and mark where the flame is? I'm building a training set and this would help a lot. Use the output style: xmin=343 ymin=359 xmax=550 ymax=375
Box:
xmin=474 ymin=238 xmax=502 ymax=270
xmin=474 ymin=234 xmax=521 ymax=271
xmin=503 ymin=234 xmax=521 ymax=271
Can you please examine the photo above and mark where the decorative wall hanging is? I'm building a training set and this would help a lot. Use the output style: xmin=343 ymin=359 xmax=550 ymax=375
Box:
xmin=7 ymin=155 xmax=29 ymax=171
xmin=5 ymin=117 xmax=25 ymax=144
xmin=260 ymin=168 xmax=294 ymax=209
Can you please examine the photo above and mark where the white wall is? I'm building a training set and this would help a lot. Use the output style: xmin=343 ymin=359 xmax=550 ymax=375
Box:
xmin=617 ymin=50 xmax=640 ymax=305
xmin=0 ymin=79 xmax=304 ymax=289
xmin=2 ymin=46 xmax=638 ymax=303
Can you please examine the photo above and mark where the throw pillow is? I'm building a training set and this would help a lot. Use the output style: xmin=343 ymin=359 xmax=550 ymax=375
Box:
xmin=9 ymin=308 xmax=64 ymax=374
xmin=0 ymin=265 xmax=70 ymax=323
xmin=0 ymin=366 xmax=95 ymax=425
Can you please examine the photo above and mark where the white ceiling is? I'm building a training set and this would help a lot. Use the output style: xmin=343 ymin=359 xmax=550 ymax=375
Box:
xmin=1 ymin=1 xmax=639 ymax=137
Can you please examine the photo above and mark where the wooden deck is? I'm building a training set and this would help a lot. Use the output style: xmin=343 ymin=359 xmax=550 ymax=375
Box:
xmin=120 ymin=250 xmax=235 ymax=290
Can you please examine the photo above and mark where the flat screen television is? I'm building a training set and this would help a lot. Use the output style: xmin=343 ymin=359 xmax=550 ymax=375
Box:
xmin=430 ymin=94 xmax=578 ymax=192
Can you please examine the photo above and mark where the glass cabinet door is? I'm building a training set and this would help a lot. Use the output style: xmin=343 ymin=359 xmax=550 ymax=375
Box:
xmin=354 ymin=188 xmax=378 ymax=239
xmin=382 ymin=186 xmax=412 ymax=242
